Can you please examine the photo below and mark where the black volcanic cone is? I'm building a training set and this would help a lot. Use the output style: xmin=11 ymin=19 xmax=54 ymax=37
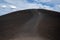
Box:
xmin=0 ymin=9 xmax=60 ymax=40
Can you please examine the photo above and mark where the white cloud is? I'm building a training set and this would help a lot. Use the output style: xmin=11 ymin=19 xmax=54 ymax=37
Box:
xmin=57 ymin=5 xmax=60 ymax=8
xmin=34 ymin=0 xmax=51 ymax=3
xmin=1 ymin=5 xmax=7 ymax=8
xmin=50 ymin=0 xmax=60 ymax=4
xmin=4 ymin=0 xmax=53 ymax=10
xmin=8 ymin=5 xmax=17 ymax=9
xmin=1 ymin=0 xmax=59 ymax=16
xmin=34 ymin=0 xmax=60 ymax=4
xmin=42 ymin=5 xmax=53 ymax=10
xmin=0 ymin=5 xmax=7 ymax=9
xmin=0 ymin=0 xmax=60 ymax=16
xmin=52 ymin=5 xmax=60 ymax=12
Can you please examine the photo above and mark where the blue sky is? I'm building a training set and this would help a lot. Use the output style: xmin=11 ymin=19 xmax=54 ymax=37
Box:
xmin=0 ymin=0 xmax=60 ymax=16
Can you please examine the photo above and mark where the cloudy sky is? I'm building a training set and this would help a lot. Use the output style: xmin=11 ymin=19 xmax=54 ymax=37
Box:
xmin=0 ymin=0 xmax=60 ymax=16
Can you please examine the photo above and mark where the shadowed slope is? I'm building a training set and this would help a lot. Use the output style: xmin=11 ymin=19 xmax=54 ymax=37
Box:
xmin=0 ymin=9 xmax=60 ymax=40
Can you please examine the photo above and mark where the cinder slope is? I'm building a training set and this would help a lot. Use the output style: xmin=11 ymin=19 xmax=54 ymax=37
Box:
xmin=0 ymin=9 xmax=60 ymax=40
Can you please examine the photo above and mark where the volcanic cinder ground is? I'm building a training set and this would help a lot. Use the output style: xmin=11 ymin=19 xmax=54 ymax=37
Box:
xmin=0 ymin=9 xmax=60 ymax=40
